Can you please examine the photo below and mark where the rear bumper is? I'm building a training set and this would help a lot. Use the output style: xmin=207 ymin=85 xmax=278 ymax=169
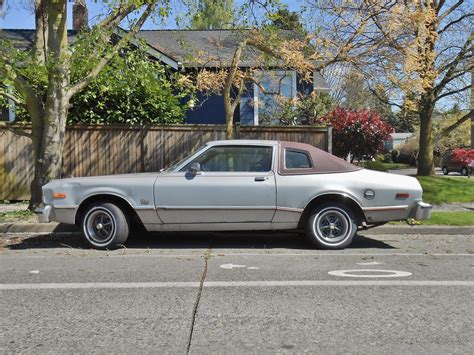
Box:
xmin=34 ymin=205 xmax=54 ymax=223
xmin=409 ymin=201 xmax=433 ymax=220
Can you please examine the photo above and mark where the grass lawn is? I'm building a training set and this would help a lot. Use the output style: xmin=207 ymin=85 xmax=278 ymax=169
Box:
xmin=422 ymin=211 xmax=474 ymax=225
xmin=382 ymin=163 xmax=411 ymax=170
xmin=391 ymin=211 xmax=474 ymax=226
xmin=416 ymin=176 xmax=474 ymax=204
xmin=0 ymin=210 xmax=35 ymax=223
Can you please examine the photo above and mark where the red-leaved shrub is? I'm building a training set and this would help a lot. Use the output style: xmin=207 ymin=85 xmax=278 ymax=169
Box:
xmin=323 ymin=107 xmax=393 ymax=162
xmin=452 ymin=148 xmax=474 ymax=165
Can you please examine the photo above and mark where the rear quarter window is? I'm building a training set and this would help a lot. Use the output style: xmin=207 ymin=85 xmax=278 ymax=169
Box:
xmin=285 ymin=150 xmax=312 ymax=169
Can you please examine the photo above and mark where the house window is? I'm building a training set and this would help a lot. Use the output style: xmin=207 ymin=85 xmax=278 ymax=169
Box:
xmin=285 ymin=149 xmax=312 ymax=169
xmin=238 ymin=70 xmax=298 ymax=126
xmin=253 ymin=70 xmax=296 ymax=125
xmin=0 ymin=85 xmax=16 ymax=122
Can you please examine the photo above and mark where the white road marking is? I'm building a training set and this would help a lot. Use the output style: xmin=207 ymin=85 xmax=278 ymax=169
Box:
xmin=220 ymin=263 xmax=246 ymax=270
xmin=3 ymin=253 xmax=473 ymax=258
xmin=246 ymin=267 xmax=260 ymax=270
xmin=0 ymin=280 xmax=473 ymax=291
xmin=29 ymin=270 xmax=39 ymax=274
xmin=328 ymin=269 xmax=412 ymax=278
xmin=356 ymin=261 xmax=382 ymax=265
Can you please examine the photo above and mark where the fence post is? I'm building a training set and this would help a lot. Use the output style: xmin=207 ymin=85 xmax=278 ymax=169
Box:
xmin=234 ymin=122 xmax=240 ymax=139
xmin=327 ymin=125 xmax=333 ymax=154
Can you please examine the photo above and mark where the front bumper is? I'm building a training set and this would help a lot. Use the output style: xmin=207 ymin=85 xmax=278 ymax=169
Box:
xmin=410 ymin=201 xmax=432 ymax=220
xmin=34 ymin=205 xmax=54 ymax=223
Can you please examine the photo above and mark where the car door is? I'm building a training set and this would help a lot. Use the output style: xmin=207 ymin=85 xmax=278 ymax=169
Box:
xmin=154 ymin=144 xmax=277 ymax=224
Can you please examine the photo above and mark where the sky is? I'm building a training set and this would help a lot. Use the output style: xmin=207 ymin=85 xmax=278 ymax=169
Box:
xmin=0 ymin=0 xmax=303 ymax=30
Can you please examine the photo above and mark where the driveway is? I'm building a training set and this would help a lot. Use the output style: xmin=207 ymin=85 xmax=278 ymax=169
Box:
xmin=1 ymin=231 xmax=473 ymax=353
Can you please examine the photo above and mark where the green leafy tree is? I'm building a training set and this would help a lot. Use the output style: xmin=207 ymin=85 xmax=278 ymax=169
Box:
xmin=68 ymin=49 xmax=192 ymax=125
xmin=269 ymin=8 xmax=304 ymax=32
xmin=189 ymin=0 xmax=234 ymax=29
xmin=0 ymin=0 xmax=164 ymax=209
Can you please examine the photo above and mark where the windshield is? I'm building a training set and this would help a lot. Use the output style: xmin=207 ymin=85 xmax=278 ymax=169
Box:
xmin=162 ymin=145 xmax=207 ymax=172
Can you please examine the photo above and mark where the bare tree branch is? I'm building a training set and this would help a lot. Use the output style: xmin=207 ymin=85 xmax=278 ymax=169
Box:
xmin=0 ymin=89 xmax=21 ymax=104
xmin=0 ymin=62 xmax=45 ymax=120
xmin=0 ymin=122 xmax=33 ymax=139
xmin=438 ymin=13 xmax=474 ymax=34
xmin=434 ymin=34 xmax=472 ymax=93
xmin=441 ymin=110 xmax=474 ymax=135
xmin=439 ymin=0 xmax=464 ymax=22
xmin=435 ymin=84 xmax=471 ymax=102
xmin=367 ymin=84 xmax=404 ymax=109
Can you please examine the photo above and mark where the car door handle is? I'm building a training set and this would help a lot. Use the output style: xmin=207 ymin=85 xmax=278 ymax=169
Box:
xmin=255 ymin=176 xmax=266 ymax=182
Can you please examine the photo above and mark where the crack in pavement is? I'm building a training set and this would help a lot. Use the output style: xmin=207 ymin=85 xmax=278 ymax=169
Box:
xmin=186 ymin=240 xmax=212 ymax=354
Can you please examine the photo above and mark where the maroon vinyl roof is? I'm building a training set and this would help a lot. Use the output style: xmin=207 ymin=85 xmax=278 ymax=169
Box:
xmin=278 ymin=141 xmax=361 ymax=175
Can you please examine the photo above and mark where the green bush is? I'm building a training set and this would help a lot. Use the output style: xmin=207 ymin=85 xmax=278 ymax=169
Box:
xmin=394 ymin=138 xmax=418 ymax=165
xmin=360 ymin=160 xmax=388 ymax=172
xmin=0 ymin=36 xmax=194 ymax=125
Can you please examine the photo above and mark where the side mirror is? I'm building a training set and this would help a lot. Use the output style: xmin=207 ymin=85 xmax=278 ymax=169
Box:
xmin=189 ymin=162 xmax=201 ymax=174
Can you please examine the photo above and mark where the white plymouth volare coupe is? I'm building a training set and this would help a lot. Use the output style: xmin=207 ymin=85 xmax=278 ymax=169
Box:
xmin=37 ymin=140 xmax=432 ymax=249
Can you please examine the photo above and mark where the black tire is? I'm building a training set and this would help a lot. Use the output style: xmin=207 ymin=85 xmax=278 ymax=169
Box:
xmin=81 ymin=202 xmax=129 ymax=249
xmin=461 ymin=166 xmax=468 ymax=176
xmin=442 ymin=166 xmax=449 ymax=175
xmin=306 ymin=202 xmax=357 ymax=249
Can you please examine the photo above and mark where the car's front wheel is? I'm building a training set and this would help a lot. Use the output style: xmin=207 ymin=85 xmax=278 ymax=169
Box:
xmin=306 ymin=202 xmax=357 ymax=249
xmin=81 ymin=202 xmax=129 ymax=249
xmin=461 ymin=166 xmax=468 ymax=176
xmin=442 ymin=166 xmax=449 ymax=175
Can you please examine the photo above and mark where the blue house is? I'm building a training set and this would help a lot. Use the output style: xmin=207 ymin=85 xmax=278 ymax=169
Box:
xmin=1 ymin=29 xmax=330 ymax=125
xmin=136 ymin=30 xmax=330 ymax=125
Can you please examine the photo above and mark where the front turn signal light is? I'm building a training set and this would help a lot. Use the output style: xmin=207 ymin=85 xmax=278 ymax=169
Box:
xmin=395 ymin=193 xmax=409 ymax=199
xmin=52 ymin=192 xmax=67 ymax=199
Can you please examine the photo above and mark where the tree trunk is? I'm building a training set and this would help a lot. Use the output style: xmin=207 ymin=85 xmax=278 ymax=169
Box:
xmin=33 ymin=0 xmax=48 ymax=64
xmin=29 ymin=0 xmax=69 ymax=209
xmin=224 ymin=90 xmax=234 ymax=139
xmin=29 ymin=98 xmax=69 ymax=209
xmin=417 ymin=100 xmax=435 ymax=176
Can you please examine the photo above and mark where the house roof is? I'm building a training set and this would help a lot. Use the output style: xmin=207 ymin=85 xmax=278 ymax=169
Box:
xmin=136 ymin=29 xmax=267 ymax=68
xmin=390 ymin=133 xmax=413 ymax=139
xmin=1 ymin=28 xmax=304 ymax=68
xmin=0 ymin=29 xmax=78 ymax=49
xmin=0 ymin=29 xmax=329 ymax=90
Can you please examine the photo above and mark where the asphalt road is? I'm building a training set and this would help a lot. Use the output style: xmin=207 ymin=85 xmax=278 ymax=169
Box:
xmin=0 ymin=231 xmax=473 ymax=354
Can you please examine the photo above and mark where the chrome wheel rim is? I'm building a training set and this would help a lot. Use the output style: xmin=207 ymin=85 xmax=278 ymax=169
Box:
xmin=313 ymin=208 xmax=350 ymax=244
xmin=84 ymin=208 xmax=116 ymax=246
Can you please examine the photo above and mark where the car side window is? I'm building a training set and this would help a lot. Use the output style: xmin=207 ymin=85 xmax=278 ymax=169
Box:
xmin=181 ymin=146 xmax=273 ymax=172
xmin=285 ymin=149 xmax=312 ymax=169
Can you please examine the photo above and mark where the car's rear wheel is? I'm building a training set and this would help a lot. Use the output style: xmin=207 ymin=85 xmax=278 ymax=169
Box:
xmin=306 ymin=202 xmax=357 ymax=249
xmin=442 ymin=166 xmax=449 ymax=175
xmin=461 ymin=166 xmax=468 ymax=176
xmin=81 ymin=202 xmax=129 ymax=249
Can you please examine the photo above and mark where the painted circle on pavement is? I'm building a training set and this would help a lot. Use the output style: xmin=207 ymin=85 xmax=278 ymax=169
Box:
xmin=328 ymin=269 xmax=412 ymax=278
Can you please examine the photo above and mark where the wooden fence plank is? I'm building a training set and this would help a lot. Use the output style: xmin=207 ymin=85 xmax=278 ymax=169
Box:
xmin=0 ymin=124 xmax=330 ymax=200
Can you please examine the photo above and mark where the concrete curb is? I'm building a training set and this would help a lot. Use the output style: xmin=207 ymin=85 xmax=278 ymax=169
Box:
xmin=0 ymin=223 xmax=79 ymax=233
xmin=0 ymin=223 xmax=472 ymax=235
xmin=362 ymin=225 xmax=474 ymax=235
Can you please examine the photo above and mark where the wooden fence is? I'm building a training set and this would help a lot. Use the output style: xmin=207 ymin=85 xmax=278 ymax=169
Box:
xmin=0 ymin=124 xmax=332 ymax=200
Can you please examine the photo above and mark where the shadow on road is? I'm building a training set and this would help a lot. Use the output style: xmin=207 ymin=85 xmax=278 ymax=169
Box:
xmin=3 ymin=230 xmax=396 ymax=251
